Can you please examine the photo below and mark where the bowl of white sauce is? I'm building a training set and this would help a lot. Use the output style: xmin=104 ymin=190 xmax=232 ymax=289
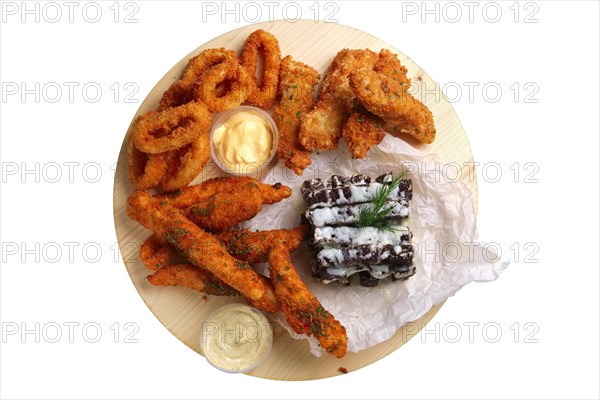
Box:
xmin=200 ymin=303 xmax=273 ymax=373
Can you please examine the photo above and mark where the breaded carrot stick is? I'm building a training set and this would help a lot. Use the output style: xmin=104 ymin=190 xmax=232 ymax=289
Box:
xmin=148 ymin=263 xmax=239 ymax=297
xmin=268 ymin=245 xmax=347 ymax=358
xmin=216 ymin=225 xmax=308 ymax=265
xmin=127 ymin=191 xmax=280 ymax=313
xmin=185 ymin=183 xmax=263 ymax=231
xmin=139 ymin=234 xmax=172 ymax=270
xmin=155 ymin=177 xmax=291 ymax=209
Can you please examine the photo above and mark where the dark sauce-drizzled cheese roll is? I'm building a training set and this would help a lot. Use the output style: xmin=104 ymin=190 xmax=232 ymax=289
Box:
xmin=301 ymin=173 xmax=416 ymax=287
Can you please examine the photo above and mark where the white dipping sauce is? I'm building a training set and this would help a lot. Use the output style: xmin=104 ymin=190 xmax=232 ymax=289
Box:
xmin=212 ymin=110 xmax=274 ymax=173
xmin=201 ymin=304 xmax=272 ymax=372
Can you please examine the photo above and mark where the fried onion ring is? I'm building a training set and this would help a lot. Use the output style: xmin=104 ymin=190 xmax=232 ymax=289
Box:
xmin=182 ymin=48 xmax=238 ymax=85
xmin=139 ymin=234 xmax=173 ymax=270
xmin=241 ymin=29 xmax=281 ymax=108
xmin=193 ymin=61 xmax=252 ymax=113
xmin=127 ymin=137 xmax=167 ymax=190
xmin=131 ymin=101 xmax=211 ymax=154
xmin=158 ymin=48 xmax=238 ymax=111
xmin=160 ymin=131 xmax=211 ymax=192
xmin=158 ymin=80 xmax=192 ymax=111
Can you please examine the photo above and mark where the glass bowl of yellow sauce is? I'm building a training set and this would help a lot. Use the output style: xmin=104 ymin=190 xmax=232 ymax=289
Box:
xmin=209 ymin=106 xmax=279 ymax=176
xmin=200 ymin=303 xmax=273 ymax=373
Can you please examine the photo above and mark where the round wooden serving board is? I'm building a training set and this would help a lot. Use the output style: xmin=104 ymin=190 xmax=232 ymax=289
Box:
xmin=113 ymin=20 xmax=477 ymax=381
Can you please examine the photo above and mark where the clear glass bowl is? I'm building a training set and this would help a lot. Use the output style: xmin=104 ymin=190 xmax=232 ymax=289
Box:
xmin=209 ymin=106 xmax=279 ymax=177
xmin=199 ymin=303 xmax=273 ymax=373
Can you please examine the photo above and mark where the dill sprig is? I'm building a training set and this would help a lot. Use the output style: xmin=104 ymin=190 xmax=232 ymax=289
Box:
xmin=357 ymin=171 xmax=408 ymax=232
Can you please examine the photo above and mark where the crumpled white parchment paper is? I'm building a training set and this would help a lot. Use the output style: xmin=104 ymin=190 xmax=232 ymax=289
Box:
xmin=240 ymin=135 xmax=509 ymax=356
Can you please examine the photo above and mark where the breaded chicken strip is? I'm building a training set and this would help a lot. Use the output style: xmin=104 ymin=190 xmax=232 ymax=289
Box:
xmin=339 ymin=49 xmax=411 ymax=158
xmin=185 ymin=182 xmax=263 ymax=231
xmin=274 ymin=56 xmax=320 ymax=175
xmin=299 ymin=49 xmax=378 ymax=151
xmin=127 ymin=191 xmax=280 ymax=313
xmin=375 ymin=49 xmax=411 ymax=93
xmin=268 ymin=245 xmax=347 ymax=358
xmin=349 ymin=50 xmax=435 ymax=144
xmin=216 ymin=225 xmax=308 ymax=264
xmin=155 ymin=177 xmax=292 ymax=209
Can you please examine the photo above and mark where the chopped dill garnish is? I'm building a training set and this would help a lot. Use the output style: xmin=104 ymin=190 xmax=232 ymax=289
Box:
xmin=356 ymin=171 xmax=408 ymax=232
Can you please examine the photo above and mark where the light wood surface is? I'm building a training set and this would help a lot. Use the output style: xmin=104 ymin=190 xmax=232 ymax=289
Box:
xmin=113 ymin=20 xmax=477 ymax=381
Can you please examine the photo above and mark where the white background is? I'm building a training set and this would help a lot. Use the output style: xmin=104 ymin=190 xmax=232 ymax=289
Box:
xmin=1 ymin=1 xmax=598 ymax=399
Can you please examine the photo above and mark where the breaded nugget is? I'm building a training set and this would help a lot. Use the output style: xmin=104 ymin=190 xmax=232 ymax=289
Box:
xmin=274 ymin=56 xmax=320 ymax=175
xmin=185 ymin=182 xmax=263 ymax=231
xmin=298 ymin=101 xmax=346 ymax=151
xmin=374 ymin=49 xmax=411 ymax=93
xmin=349 ymin=50 xmax=435 ymax=144
xmin=127 ymin=191 xmax=280 ymax=313
xmin=139 ymin=234 xmax=173 ymax=270
xmin=148 ymin=263 xmax=239 ymax=297
xmin=216 ymin=225 xmax=308 ymax=264
xmin=268 ymin=245 xmax=347 ymax=358
xmin=341 ymin=110 xmax=385 ymax=159
xmin=299 ymin=49 xmax=378 ymax=151
xmin=155 ymin=176 xmax=292 ymax=208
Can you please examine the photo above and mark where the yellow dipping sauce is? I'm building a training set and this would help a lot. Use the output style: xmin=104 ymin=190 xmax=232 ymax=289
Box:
xmin=212 ymin=109 xmax=275 ymax=173
xmin=201 ymin=304 xmax=272 ymax=372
